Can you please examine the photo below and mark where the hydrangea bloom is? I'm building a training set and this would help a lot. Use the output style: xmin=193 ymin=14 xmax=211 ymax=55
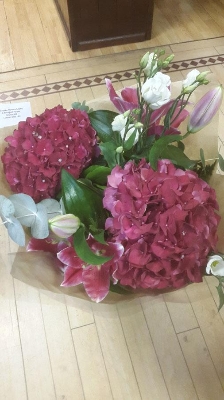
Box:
xmin=2 ymin=106 xmax=97 ymax=202
xmin=103 ymin=159 xmax=220 ymax=290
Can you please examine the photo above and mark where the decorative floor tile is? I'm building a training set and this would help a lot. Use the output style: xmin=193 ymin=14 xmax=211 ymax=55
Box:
xmin=0 ymin=52 xmax=224 ymax=102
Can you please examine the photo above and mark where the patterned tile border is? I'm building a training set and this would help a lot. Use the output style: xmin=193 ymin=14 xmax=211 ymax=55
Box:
xmin=0 ymin=53 xmax=224 ymax=102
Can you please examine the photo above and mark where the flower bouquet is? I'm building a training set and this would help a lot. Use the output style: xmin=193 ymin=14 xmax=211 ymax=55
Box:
xmin=1 ymin=49 xmax=224 ymax=306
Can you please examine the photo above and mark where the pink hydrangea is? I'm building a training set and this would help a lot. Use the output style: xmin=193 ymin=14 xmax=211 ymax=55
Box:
xmin=103 ymin=159 xmax=220 ymax=290
xmin=2 ymin=105 xmax=97 ymax=202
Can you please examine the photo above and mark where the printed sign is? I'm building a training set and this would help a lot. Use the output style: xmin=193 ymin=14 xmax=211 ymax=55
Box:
xmin=0 ymin=102 xmax=32 ymax=128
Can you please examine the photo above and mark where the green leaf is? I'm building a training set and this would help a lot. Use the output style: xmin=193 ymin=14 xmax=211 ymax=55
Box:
xmin=218 ymin=153 xmax=224 ymax=171
xmin=71 ymin=101 xmax=93 ymax=113
xmin=109 ymin=282 xmax=134 ymax=295
xmin=89 ymin=225 xmax=106 ymax=244
xmin=123 ymin=130 xmax=137 ymax=151
xmin=161 ymin=145 xmax=196 ymax=169
xmin=193 ymin=160 xmax=216 ymax=182
xmin=89 ymin=110 xmax=118 ymax=142
xmin=216 ymin=279 xmax=224 ymax=311
xmin=149 ymin=134 xmax=184 ymax=170
xmin=73 ymin=226 xmax=111 ymax=265
xmin=177 ymin=141 xmax=185 ymax=152
xmin=82 ymin=165 xmax=111 ymax=186
xmin=200 ymin=148 xmax=206 ymax=168
xmin=61 ymin=170 xmax=106 ymax=230
xmin=99 ymin=142 xmax=117 ymax=169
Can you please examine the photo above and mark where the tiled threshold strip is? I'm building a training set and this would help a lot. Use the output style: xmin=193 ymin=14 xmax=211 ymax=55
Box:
xmin=0 ymin=53 xmax=224 ymax=102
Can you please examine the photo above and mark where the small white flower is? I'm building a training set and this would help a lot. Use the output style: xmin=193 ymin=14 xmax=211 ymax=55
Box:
xmin=141 ymin=72 xmax=171 ymax=110
xmin=143 ymin=52 xmax=158 ymax=77
xmin=112 ymin=114 xmax=127 ymax=132
xmin=206 ymin=255 xmax=224 ymax=276
xmin=182 ymin=69 xmax=200 ymax=88
xmin=112 ymin=114 xmax=140 ymax=145
xmin=120 ymin=124 xmax=140 ymax=145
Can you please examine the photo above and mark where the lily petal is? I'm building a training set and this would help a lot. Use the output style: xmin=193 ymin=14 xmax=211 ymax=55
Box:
xmin=105 ymin=79 xmax=138 ymax=113
xmin=61 ymin=266 xmax=83 ymax=287
xmin=82 ymin=265 xmax=111 ymax=303
xmin=120 ymin=87 xmax=138 ymax=104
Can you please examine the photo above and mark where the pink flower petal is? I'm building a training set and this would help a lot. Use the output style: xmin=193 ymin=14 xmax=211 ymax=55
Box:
xmin=105 ymin=79 xmax=138 ymax=113
xmin=82 ymin=265 xmax=111 ymax=302
xmin=61 ymin=266 xmax=83 ymax=287
xmin=57 ymin=247 xmax=84 ymax=269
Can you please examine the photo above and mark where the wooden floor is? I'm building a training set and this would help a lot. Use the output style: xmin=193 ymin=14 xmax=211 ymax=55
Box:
xmin=1 ymin=0 xmax=224 ymax=399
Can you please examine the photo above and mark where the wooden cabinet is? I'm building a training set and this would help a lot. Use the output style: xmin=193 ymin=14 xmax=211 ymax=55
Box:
xmin=54 ymin=0 xmax=154 ymax=51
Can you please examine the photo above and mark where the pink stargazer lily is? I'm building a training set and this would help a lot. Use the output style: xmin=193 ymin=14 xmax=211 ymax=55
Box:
xmin=188 ymin=85 xmax=223 ymax=133
xmin=27 ymin=237 xmax=70 ymax=270
xmin=58 ymin=236 xmax=124 ymax=303
xmin=106 ymin=79 xmax=189 ymax=132
xmin=105 ymin=78 xmax=139 ymax=113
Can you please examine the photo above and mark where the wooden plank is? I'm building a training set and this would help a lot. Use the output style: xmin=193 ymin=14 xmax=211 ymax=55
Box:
xmin=72 ymin=324 xmax=113 ymax=400
xmin=14 ymin=280 xmax=56 ymax=400
xmin=0 ymin=3 xmax=15 ymax=72
xmin=178 ymin=328 xmax=224 ymax=400
xmin=0 ymin=260 xmax=27 ymax=400
xmin=141 ymin=295 xmax=198 ymax=400
xmin=40 ymin=292 xmax=85 ymax=399
xmin=93 ymin=303 xmax=142 ymax=400
xmin=65 ymin=295 xmax=94 ymax=329
xmin=117 ymin=299 xmax=170 ymax=400
xmin=186 ymin=280 xmax=224 ymax=389
xmin=164 ymin=289 xmax=198 ymax=333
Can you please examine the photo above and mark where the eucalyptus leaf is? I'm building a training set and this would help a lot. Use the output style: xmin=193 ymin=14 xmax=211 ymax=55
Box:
xmin=89 ymin=110 xmax=118 ymax=142
xmin=30 ymin=203 xmax=49 ymax=239
xmin=9 ymin=193 xmax=37 ymax=227
xmin=39 ymin=198 xmax=62 ymax=219
xmin=73 ymin=226 xmax=111 ymax=265
xmin=71 ymin=101 xmax=93 ymax=113
xmin=0 ymin=195 xmax=15 ymax=218
xmin=5 ymin=216 xmax=25 ymax=247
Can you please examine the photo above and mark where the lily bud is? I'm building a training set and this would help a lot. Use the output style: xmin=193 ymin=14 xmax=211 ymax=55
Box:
xmin=116 ymin=146 xmax=124 ymax=153
xmin=188 ymin=85 xmax=223 ymax=133
xmin=123 ymin=110 xmax=131 ymax=118
xmin=182 ymin=82 xmax=199 ymax=94
xmin=49 ymin=214 xmax=80 ymax=238
xmin=162 ymin=54 xmax=174 ymax=68
xmin=134 ymin=122 xmax=143 ymax=129
xmin=196 ymin=70 xmax=210 ymax=83
xmin=140 ymin=51 xmax=150 ymax=68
